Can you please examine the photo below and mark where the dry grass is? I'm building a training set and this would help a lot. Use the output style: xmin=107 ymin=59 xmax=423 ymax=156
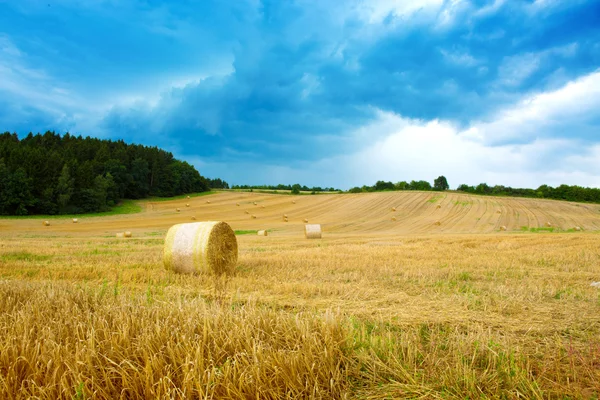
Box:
xmin=1 ymin=191 xmax=600 ymax=398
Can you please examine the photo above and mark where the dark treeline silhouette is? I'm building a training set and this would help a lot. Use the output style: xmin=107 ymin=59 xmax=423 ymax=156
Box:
xmin=231 ymin=183 xmax=341 ymax=193
xmin=348 ymin=176 xmax=449 ymax=193
xmin=0 ymin=131 xmax=226 ymax=215
xmin=456 ymin=183 xmax=600 ymax=203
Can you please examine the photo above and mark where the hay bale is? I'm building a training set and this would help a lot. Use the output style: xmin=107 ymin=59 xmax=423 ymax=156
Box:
xmin=305 ymin=224 xmax=322 ymax=239
xmin=43 ymin=220 xmax=50 ymax=226
xmin=245 ymin=210 xmax=250 ymax=214
xmin=292 ymin=201 xmax=296 ymax=204
xmin=284 ymin=218 xmax=288 ymax=222
xmin=124 ymin=231 xmax=132 ymax=238
xmin=546 ymin=221 xmax=552 ymax=227
xmin=72 ymin=218 xmax=78 ymax=223
xmin=163 ymin=221 xmax=238 ymax=275
xmin=574 ymin=226 xmax=582 ymax=231
xmin=391 ymin=217 xmax=397 ymax=221
xmin=436 ymin=205 xmax=441 ymax=209
xmin=257 ymin=230 xmax=268 ymax=236
xmin=496 ymin=210 xmax=501 ymax=214
xmin=191 ymin=216 xmax=196 ymax=220
xmin=236 ymin=203 xmax=240 ymax=206
xmin=303 ymin=218 xmax=309 ymax=223
xmin=391 ymin=207 xmax=396 ymax=212
xmin=206 ymin=200 xmax=211 ymax=204
xmin=261 ymin=205 xmax=265 ymax=208
xmin=116 ymin=232 xmax=125 ymax=238
xmin=500 ymin=225 xmax=507 ymax=231
xmin=434 ymin=221 xmax=441 ymax=226
xmin=186 ymin=203 xmax=190 ymax=207
xmin=283 ymin=214 xmax=288 ymax=218
xmin=186 ymin=195 xmax=190 ymax=199
xmin=251 ymin=215 xmax=257 ymax=219
xmin=176 ymin=208 xmax=180 ymax=212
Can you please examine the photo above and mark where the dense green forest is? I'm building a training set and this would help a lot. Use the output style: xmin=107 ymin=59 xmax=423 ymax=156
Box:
xmin=352 ymin=177 xmax=600 ymax=204
xmin=0 ymin=131 xmax=225 ymax=215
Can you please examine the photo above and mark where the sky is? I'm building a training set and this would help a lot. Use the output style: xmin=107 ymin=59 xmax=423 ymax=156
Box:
xmin=1 ymin=0 xmax=600 ymax=189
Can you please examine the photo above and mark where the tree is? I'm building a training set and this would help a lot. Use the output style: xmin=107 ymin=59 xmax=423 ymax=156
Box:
xmin=291 ymin=184 xmax=301 ymax=195
xmin=433 ymin=176 xmax=449 ymax=191
xmin=56 ymin=164 xmax=74 ymax=211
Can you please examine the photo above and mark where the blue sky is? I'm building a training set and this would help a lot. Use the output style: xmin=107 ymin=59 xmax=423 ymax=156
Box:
xmin=1 ymin=0 xmax=600 ymax=189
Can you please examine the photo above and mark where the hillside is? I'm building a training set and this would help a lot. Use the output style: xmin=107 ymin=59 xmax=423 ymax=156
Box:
xmin=3 ymin=190 xmax=599 ymax=235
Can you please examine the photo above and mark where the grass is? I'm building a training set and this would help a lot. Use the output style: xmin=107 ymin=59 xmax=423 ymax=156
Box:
xmin=0 ymin=199 xmax=142 ymax=219
xmin=234 ymin=230 xmax=258 ymax=235
xmin=146 ymin=191 xmax=217 ymax=202
xmin=521 ymin=226 xmax=557 ymax=233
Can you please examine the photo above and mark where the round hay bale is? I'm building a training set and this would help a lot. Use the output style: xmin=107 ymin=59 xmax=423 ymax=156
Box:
xmin=116 ymin=232 xmax=125 ymax=238
xmin=496 ymin=210 xmax=501 ymax=214
xmin=244 ymin=210 xmax=250 ymax=214
xmin=236 ymin=203 xmax=240 ymax=206
xmin=292 ymin=201 xmax=296 ymax=204
xmin=253 ymin=202 xmax=257 ymax=205
xmin=303 ymin=218 xmax=309 ymax=223
xmin=257 ymin=230 xmax=268 ymax=236
xmin=574 ymin=226 xmax=581 ymax=231
xmin=251 ymin=215 xmax=257 ymax=219
xmin=283 ymin=214 xmax=288 ymax=218
xmin=186 ymin=195 xmax=190 ymax=199
xmin=391 ymin=207 xmax=396 ymax=212
xmin=124 ymin=231 xmax=132 ymax=238
xmin=499 ymin=225 xmax=507 ymax=231
xmin=436 ymin=205 xmax=441 ymax=209
xmin=434 ymin=221 xmax=441 ymax=226
xmin=305 ymin=224 xmax=322 ymax=239
xmin=191 ymin=216 xmax=196 ymax=221
xmin=206 ymin=200 xmax=211 ymax=204
xmin=391 ymin=217 xmax=397 ymax=221
xmin=546 ymin=221 xmax=552 ymax=227
xmin=261 ymin=205 xmax=265 ymax=208
xmin=43 ymin=220 xmax=50 ymax=226
xmin=176 ymin=208 xmax=180 ymax=212
xmin=72 ymin=218 xmax=78 ymax=223
xmin=186 ymin=203 xmax=190 ymax=207
xmin=163 ymin=221 xmax=238 ymax=275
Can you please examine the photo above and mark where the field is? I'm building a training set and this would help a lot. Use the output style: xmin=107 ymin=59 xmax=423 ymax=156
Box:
xmin=1 ymin=191 xmax=599 ymax=399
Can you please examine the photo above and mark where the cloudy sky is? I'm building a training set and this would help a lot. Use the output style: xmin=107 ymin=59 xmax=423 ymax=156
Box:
xmin=1 ymin=0 xmax=599 ymax=189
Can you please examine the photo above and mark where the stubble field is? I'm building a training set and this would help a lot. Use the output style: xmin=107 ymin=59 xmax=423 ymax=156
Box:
xmin=1 ymin=191 xmax=599 ymax=399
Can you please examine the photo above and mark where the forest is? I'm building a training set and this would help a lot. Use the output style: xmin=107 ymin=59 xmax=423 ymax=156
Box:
xmin=0 ymin=131 xmax=224 ymax=215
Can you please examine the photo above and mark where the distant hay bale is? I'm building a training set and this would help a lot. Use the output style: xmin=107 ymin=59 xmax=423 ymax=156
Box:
xmin=500 ymin=225 xmax=507 ymax=231
xmin=546 ymin=221 xmax=552 ymax=227
xmin=116 ymin=232 xmax=124 ymax=238
xmin=176 ymin=208 xmax=180 ymax=212
xmin=391 ymin=207 xmax=396 ymax=212
xmin=253 ymin=202 xmax=257 ymax=205
xmin=186 ymin=203 xmax=190 ymax=207
xmin=206 ymin=200 xmax=211 ymax=204
xmin=292 ymin=201 xmax=296 ymax=204
xmin=304 ymin=224 xmax=322 ymax=239
xmin=261 ymin=205 xmax=265 ymax=208
xmin=72 ymin=218 xmax=78 ymax=223
xmin=257 ymin=230 xmax=268 ymax=236
xmin=283 ymin=214 xmax=288 ymax=218
xmin=236 ymin=203 xmax=240 ymax=206
xmin=303 ymin=218 xmax=309 ymax=223
xmin=163 ymin=221 xmax=238 ymax=275
xmin=251 ymin=215 xmax=257 ymax=219
xmin=124 ymin=231 xmax=132 ymax=238
xmin=244 ymin=210 xmax=249 ymax=214
xmin=391 ymin=217 xmax=397 ymax=221
xmin=496 ymin=210 xmax=501 ymax=214
xmin=574 ymin=226 xmax=582 ymax=231
xmin=43 ymin=220 xmax=50 ymax=226
xmin=191 ymin=216 xmax=196 ymax=220
xmin=436 ymin=205 xmax=441 ymax=209
xmin=434 ymin=221 xmax=441 ymax=226
xmin=186 ymin=195 xmax=190 ymax=199
xmin=284 ymin=218 xmax=289 ymax=222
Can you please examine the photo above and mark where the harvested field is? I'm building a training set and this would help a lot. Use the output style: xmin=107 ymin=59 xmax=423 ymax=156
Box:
xmin=1 ymin=191 xmax=599 ymax=398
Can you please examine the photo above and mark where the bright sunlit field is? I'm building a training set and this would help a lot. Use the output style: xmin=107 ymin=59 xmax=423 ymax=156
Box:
xmin=1 ymin=191 xmax=599 ymax=399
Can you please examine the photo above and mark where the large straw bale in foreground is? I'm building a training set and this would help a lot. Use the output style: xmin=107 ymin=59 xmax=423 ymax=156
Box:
xmin=164 ymin=221 xmax=238 ymax=275
xmin=304 ymin=224 xmax=322 ymax=239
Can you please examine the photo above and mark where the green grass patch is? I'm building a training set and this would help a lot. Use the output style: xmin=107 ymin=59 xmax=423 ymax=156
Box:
xmin=235 ymin=230 xmax=258 ymax=235
xmin=0 ymin=251 xmax=52 ymax=262
xmin=427 ymin=195 xmax=444 ymax=203
xmin=520 ymin=226 xmax=556 ymax=233
xmin=0 ymin=199 xmax=142 ymax=219
xmin=454 ymin=200 xmax=471 ymax=206
xmin=146 ymin=191 xmax=216 ymax=202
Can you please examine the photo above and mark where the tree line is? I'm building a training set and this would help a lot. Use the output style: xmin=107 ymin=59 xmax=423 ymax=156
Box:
xmin=350 ymin=176 xmax=600 ymax=204
xmin=231 ymin=184 xmax=341 ymax=193
xmin=0 ymin=131 xmax=226 ymax=215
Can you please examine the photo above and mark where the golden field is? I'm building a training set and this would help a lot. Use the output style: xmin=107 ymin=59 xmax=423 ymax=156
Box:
xmin=1 ymin=191 xmax=599 ymax=399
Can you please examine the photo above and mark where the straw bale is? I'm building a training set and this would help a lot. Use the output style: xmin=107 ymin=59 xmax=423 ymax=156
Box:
xmin=500 ymin=225 xmax=507 ymax=231
xmin=163 ymin=221 xmax=238 ymax=275
xmin=191 ymin=216 xmax=196 ymax=220
xmin=257 ymin=230 xmax=268 ymax=236
xmin=245 ymin=210 xmax=249 ymax=214
xmin=546 ymin=221 xmax=552 ymax=227
xmin=124 ymin=231 xmax=132 ymax=238
xmin=436 ymin=205 xmax=441 ymax=209
xmin=43 ymin=221 xmax=50 ymax=226
xmin=186 ymin=203 xmax=190 ymax=207
xmin=206 ymin=200 xmax=211 ymax=204
xmin=292 ymin=201 xmax=296 ymax=204
xmin=176 ymin=208 xmax=180 ymax=212
xmin=72 ymin=218 xmax=78 ymax=223
xmin=186 ymin=195 xmax=190 ymax=199
xmin=251 ymin=215 xmax=257 ymax=219
xmin=434 ymin=221 xmax=441 ymax=226
xmin=391 ymin=207 xmax=396 ymax=212
xmin=304 ymin=224 xmax=322 ymax=239
xmin=236 ymin=203 xmax=240 ymax=206
xmin=574 ymin=226 xmax=581 ymax=231
xmin=253 ymin=202 xmax=257 ymax=205
xmin=303 ymin=218 xmax=309 ymax=223
xmin=391 ymin=217 xmax=397 ymax=221
xmin=116 ymin=232 xmax=125 ymax=238
xmin=496 ymin=210 xmax=502 ymax=214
